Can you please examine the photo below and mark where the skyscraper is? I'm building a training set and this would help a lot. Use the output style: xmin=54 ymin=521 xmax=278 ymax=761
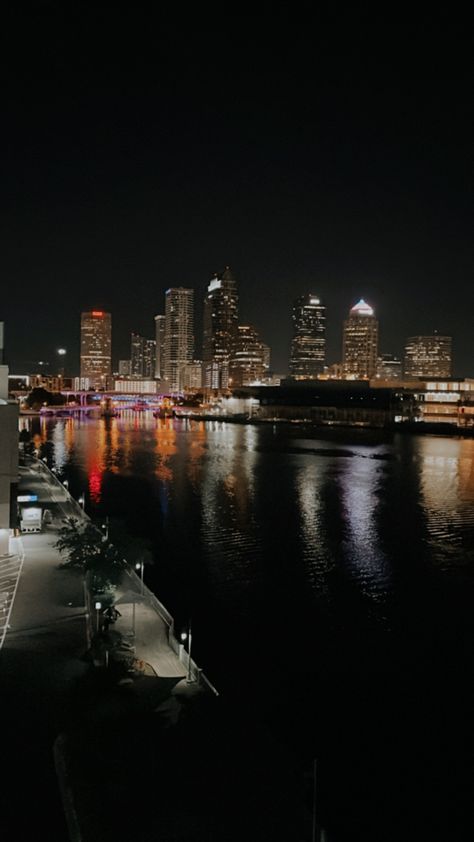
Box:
xmin=154 ymin=315 xmax=165 ymax=379
xmin=130 ymin=333 xmax=156 ymax=379
xmin=80 ymin=311 xmax=112 ymax=389
xmin=289 ymin=294 xmax=326 ymax=378
xmin=202 ymin=266 xmax=239 ymax=390
xmin=130 ymin=332 xmax=144 ymax=377
xmin=342 ymin=299 xmax=378 ymax=379
xmin=230 ymin=325 xmax=266 ymax=387
xmin=164 ymin=288 xmax=194 ymax=392
xmin=404 ymin=334 xmax=452 ymax=378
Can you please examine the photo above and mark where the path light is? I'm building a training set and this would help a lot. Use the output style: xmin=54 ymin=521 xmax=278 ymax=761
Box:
xmin=181 ymin=621 xmax=194 ymax=684
xmin=135 ymin=560 xmax=144 ymax=595
xmin=95 ymin=601 xmax=102 ymax=634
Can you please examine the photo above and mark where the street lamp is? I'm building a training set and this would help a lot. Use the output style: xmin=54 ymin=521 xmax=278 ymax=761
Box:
xmin=181 ymin=620 xmax=194 ymax=684
xmin=135 ymin=560 xmax=144 ymax=595
xmin=56 ymin=348 xmax=67 ymax=381
xmin=95 ymin=601 xmax=102 ymax=634
xmin=101 ymin=516 xmax=109 ymax=540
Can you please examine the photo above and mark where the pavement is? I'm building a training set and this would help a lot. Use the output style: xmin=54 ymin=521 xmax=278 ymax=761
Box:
xmin=0 ymin=458 xmax=209 ymax=838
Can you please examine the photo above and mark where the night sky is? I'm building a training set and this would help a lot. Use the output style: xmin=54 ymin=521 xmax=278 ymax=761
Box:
xmin=1 ymin=11 xmax=473 ymax=374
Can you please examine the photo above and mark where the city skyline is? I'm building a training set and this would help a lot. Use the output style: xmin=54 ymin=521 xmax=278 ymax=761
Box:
xmin=1 ymin=20 xmax=472 ymax=376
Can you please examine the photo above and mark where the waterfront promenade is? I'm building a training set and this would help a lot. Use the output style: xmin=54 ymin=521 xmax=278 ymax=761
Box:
xmin=0 ymin=460 xmax=208 ymax=839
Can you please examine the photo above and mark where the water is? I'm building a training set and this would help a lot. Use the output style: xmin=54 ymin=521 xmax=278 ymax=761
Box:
xmin=23 ymin=414 xmax=474 ymax=840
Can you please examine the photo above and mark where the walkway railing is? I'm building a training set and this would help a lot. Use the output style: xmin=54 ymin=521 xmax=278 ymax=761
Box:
xmin=28 ymin=457 xmax=218 ymax=694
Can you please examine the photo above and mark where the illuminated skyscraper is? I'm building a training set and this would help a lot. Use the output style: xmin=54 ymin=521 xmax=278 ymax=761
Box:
xmin=80 ymin=311 xmax=112 ymax=389
xmin=164 ymin=288 xmax=194 ymax=392
xmin=289 ymin=294 xmax=326 ymax=378
xmin=342 ymin=299 xmax=378 ymax=379
xmin=130 ymin=333 xmax=156 ymax=379
xmin=202 ymin=266 xmax=239 ymax=390
xmin=154 ymin=315 xmax=165 ymax=379
xmin=230 ymin=325 xmax=266 ymax=387
xmin=404 ymin=334 xmax=452 ymax=378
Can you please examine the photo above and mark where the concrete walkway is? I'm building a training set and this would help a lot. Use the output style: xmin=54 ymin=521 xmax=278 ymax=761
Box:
xmin=17 ymin=459 xmax=189 ymax=682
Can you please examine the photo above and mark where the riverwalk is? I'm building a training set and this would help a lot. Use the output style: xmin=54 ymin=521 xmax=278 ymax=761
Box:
xmin=0 ymin=459 xmax=214 ymax=839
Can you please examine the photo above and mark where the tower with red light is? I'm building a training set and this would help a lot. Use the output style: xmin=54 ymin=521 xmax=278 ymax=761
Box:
xmin=80 ymin=311 xmax=112 ymax=390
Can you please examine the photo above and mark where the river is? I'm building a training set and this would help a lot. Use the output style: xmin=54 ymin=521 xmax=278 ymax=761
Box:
xmin=22 ymin=413 xmax=474 ymax=840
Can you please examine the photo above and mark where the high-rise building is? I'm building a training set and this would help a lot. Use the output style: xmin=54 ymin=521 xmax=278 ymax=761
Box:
xmin=180 ymin=361 xmax=203 ymax=391
xmin=131 ymin=333 xmax=156 ymax=379
xmin=143 ymin=339 xmax=156 ymax=379
xmin=289 ymin=294 xmax=326 ymax=378
xmin=154 ymin=315 xmax=166 ymax=379
xmin=230 ymin=325 xmax=266 ymax=387
xmin=404 ymin=334 xmax=452 ymax=378
xmin=80 ymin=311 xmax=112 ymax=389
xmin=131 ymin=332 xmax=144 ymax=377
xmin=375 ymin=353 xmax=402 ymax=380
xmin=164 ymin=288 xmax=194 ymax=392
xmin=118 ymin=359 xmax=131 ymax=376
xmin=342 ymin=299 xmax=378 ymax=379
xmin=202 ymin=266 xmax=239 ymax=390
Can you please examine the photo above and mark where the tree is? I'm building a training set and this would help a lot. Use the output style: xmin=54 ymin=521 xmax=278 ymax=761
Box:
xmin=55 ymin=518 xmax=104 ymax=569
xmin=55 ymin=517 xmax=129 ymax=596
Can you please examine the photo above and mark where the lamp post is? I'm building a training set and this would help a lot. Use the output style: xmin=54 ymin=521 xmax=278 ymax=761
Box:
xmin=95 ymin=601 xmax=102 ymax=634
xmin=56 ymin=347 xmax=67 ymax=381
xmin=135 ymin=560 xmax=144 ymax=595
xmin=181 ymin=620 xmax=194 ymax=683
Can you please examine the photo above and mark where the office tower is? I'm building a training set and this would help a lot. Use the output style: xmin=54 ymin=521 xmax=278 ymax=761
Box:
xmin=154 ymin=315 xmax=165 ymax=379
xmin=376 ymin=353 xmax=402 ymax=380
xmin=404 ymin=334 xmax=452 ymax=378
xmin=80 ymin=311 xmax=112 ymax=389
xmin=143 ymin=339 xmax=156 ymax=379
xmin=181 ymin=361 xmax=203 ymax=391
xmin=118 ymin=359 xmax=131 ymax=376
xmin=289 ymin=294 xmax=326 ymax=378
xmin=261 ymin=343 xmax=271 ymax=374
xmin=164 ymin=288 xmax=194 ymax=392
xmin=342 ymin=299 xmax=378 ymax=379
xmin=202 ymin=266 xmax=239 ymax=390
xmin=130 ymin=334 xmax=156 ymax=379
xmin=131 ymin=332 xmax=144 ymax=376
xmin=230 ymin=325 xmax=266 ymax=387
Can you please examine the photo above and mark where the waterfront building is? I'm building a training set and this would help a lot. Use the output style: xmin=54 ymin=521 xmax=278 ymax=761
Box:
xmin=154 ymin=315 xmax=166 ymax=379
xmin=113 ymin=378 xmax=157 ymax=394
xmin=0 ymin=362 xmax=19 ymax=553
xmin=404 ymin=334 xmax=452 ymax=378
xmin=230 ymin=325 xmax=266 ymax=387
xmin=164 ymin=288 xmax=194 ymax=392
xmin=80 ymin=311 xmax=112 ymax=390
xmin=289 ymin=294 xmax=326 ymax=378
xmin=342 ymin=299 xmax=378 ymax=379
xmin=202 ymin=266 xmax=239 ymax=391
xmin=376 ymin=353 xmax=402 ymax=380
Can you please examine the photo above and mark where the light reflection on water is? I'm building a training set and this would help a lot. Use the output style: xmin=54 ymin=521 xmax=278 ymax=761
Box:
xmin=417 ymin=436 xmax=474 ymax=569
xmin=29 ymin=417 xmax=474 ymax=614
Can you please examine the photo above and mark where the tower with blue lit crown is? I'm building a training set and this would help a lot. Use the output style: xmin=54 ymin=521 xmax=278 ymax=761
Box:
xmin=342 ymin=299 xmax=378 ymax=379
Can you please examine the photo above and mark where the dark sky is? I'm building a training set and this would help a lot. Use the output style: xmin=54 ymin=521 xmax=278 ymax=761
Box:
xmin=1 ymin=10 xmax=473 ymax=374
